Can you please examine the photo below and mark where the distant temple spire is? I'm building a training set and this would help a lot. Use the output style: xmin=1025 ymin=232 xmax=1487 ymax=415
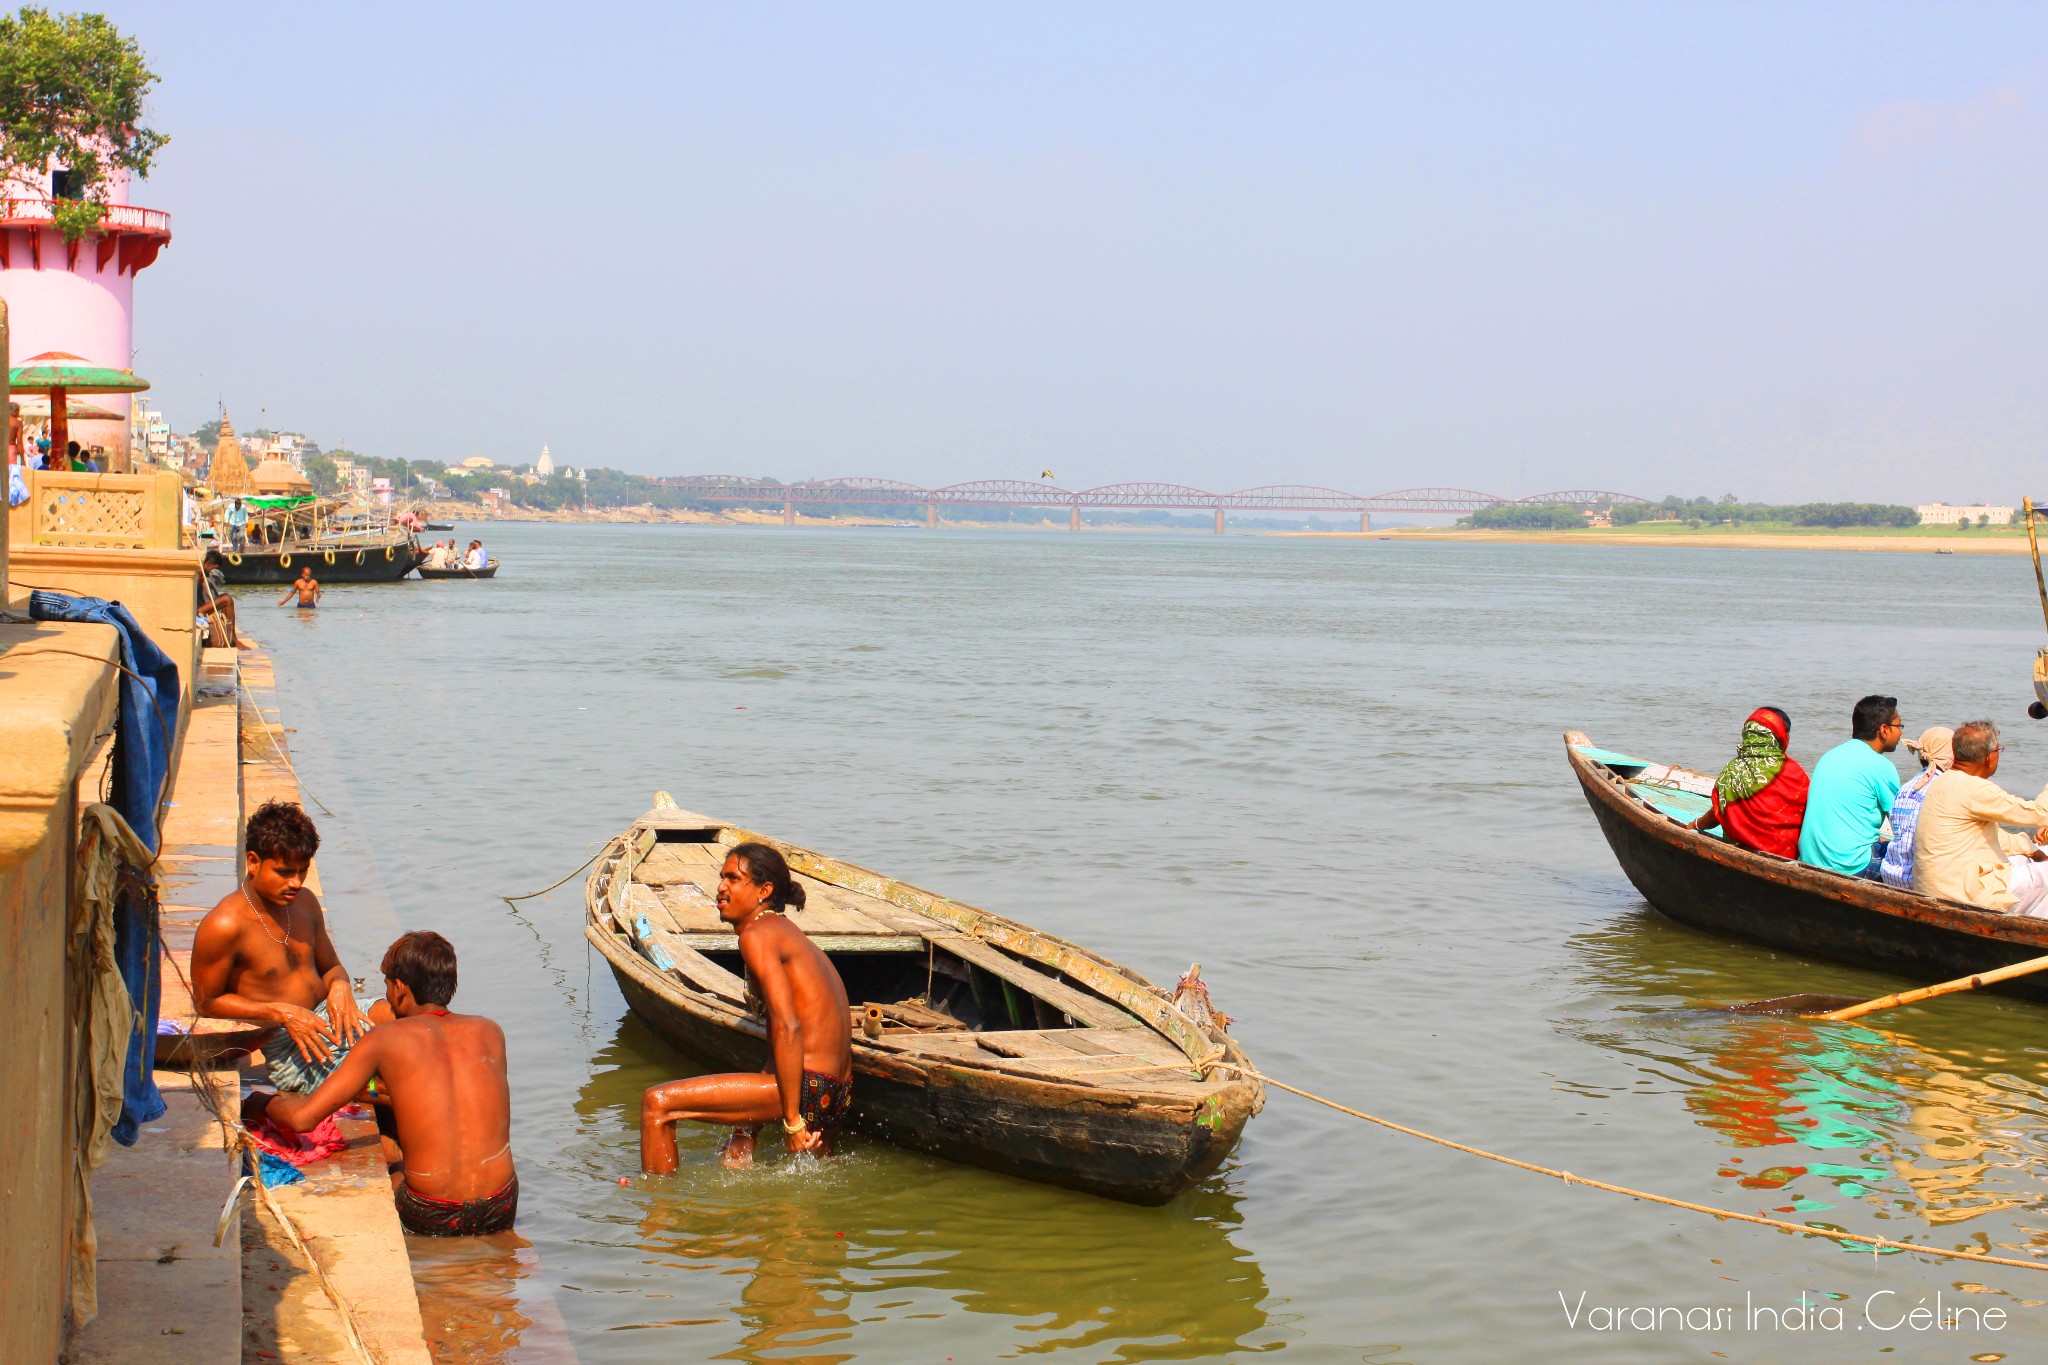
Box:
xmin=209 ymin=411 xmax=253 ymax=495
xmin=536 ymin=444 xmax=554 ymax=478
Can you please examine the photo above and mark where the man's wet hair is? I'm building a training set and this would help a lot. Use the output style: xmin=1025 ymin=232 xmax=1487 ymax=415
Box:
xmin=1851 ymin=694 xmax=1899 ymax=741
xmin=1954 ymin=720 xmax=2000 ymax=765
xmin=382 ymin=931 xmax=458 ymax=1006
xmin=728 ymin=841 xmax=808 ymax=912
xmin=245 ymin=800 xmax=319 ymax=863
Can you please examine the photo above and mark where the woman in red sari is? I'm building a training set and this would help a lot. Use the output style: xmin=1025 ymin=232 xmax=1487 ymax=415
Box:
xmin=1688 ymin=706 xmax=1809 ymax=859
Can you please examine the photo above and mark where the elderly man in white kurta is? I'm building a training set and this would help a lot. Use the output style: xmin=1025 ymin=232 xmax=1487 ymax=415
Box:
xmin=1912 ymin=720 xmax=2048 ymax=915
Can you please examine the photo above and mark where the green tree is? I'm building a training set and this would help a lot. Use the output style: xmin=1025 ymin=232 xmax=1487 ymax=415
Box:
xmin=1465 ymin=503 xmax=1586 ymax=530
xmin=0 ymin=8 xmax=167 ymax=240
xmin=302 ymin=453 xmax=339 ymax=495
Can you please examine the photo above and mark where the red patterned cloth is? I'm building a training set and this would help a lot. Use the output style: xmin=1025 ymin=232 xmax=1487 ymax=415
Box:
xmin=247 ymin=1112 xmax=347 ymax=1166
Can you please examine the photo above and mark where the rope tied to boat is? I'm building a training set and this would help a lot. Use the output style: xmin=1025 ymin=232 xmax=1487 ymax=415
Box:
xmin=1204 ymin=1062 xmax=2048 ymax=1275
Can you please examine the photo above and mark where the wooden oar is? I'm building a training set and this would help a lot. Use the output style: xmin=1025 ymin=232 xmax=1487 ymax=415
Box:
xmin=1811 ymin=953 xmax=2048 ymax=1021
xmin=1722 ymin=953 xmax=2048 ymax=1020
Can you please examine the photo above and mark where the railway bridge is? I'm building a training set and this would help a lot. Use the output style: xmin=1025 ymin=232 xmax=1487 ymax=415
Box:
xmin=652 ymin=477 xmax=1648 ymax=531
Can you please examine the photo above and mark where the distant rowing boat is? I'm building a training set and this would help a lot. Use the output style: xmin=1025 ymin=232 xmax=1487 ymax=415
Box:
xmin=585 ymin=801 xmax=1264 ymax=1203
xmin=1567 ymin=731 xmax=2048 ymax=999
xmin=417 ymin=560 xmax=498 ymax=579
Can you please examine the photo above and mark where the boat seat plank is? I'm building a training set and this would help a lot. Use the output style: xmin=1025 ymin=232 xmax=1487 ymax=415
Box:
xmin=622 ymin=887 xmax=749 ymax=1005
xmin=909 ymin=1034 xmax=1195 ymax=1088
xmin=673 ymin=932 xmax=928 ymax=954
xmin=978 ymin=1027 xmax=1186 ymax=1065
xmin=653 ymin=883 xmax=724 ymax=933
xmin=633 ymin=843 xmax=706 ymax=887
xmin=932 ymin=935 xmax=1139 ymax=1031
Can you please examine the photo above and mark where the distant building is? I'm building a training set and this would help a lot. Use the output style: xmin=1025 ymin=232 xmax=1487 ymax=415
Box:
xmin=457 ymin=455 xmax=496 ymax=471
xmin=1917 ymin=502 xmax=2014 ymax=526
xmin=536 ymin=444 xmax=554 ymax=479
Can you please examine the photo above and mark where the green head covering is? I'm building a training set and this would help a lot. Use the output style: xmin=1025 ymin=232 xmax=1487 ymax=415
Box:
xmin=1716 ymin=718 xmax=1786 ymax=804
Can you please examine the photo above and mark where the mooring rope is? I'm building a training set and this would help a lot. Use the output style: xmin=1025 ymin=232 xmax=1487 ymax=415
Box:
xmin=501 ymin=844 xmax=609 ymax=907
xmin=235 ymin=678 xmax=334 ymax=816
xmin=155 ymin=925 xmax=379 ymax=1364
xmin=1208 ymin=1063 xmax=2048 ymax=1274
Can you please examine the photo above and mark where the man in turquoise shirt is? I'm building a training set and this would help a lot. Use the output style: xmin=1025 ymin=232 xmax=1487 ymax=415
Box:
xmin=1798 ymin=694 xmax=1903 ymax=877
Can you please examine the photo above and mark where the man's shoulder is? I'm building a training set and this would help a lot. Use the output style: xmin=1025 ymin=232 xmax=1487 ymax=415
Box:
xmin=195 ymin=893 xmax=247 ymax=939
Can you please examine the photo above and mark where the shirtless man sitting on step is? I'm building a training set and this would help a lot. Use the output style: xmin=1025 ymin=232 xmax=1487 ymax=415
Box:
xmin=639 ymin=842 xmax=854 ymax=1171
xmin=245 ymin=931 xmax=518 ymax=1235
xmin=191 ymin=801 xmax=370 ymax=1093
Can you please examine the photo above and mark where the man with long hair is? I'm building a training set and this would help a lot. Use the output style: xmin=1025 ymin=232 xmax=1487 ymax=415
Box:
xmin=638 ymin=842 xmax=853 ymax=1172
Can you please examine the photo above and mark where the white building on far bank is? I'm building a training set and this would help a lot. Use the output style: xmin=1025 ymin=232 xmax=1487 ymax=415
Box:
xmin=536 ymin=444 xmax=554 ymax=479
xmin=1916 ymin=502 xmax=2015 ymax=526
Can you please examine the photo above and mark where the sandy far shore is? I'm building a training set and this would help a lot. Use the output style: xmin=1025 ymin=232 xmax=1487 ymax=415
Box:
xmin=1279 ymin=529 xmax=2029 ymax=555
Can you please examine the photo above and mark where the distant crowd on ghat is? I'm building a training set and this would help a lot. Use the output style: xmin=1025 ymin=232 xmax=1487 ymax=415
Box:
xmin=1690 ymin=696 xmax=2048 ymax=915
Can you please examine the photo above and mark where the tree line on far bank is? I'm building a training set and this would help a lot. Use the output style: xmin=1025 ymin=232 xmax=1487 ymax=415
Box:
xmin=1462 ymin=496 xmax=1928 ymax=531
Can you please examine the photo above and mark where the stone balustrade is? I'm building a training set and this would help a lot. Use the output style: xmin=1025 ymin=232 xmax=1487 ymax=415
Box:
xmin=8 ymin=467 xmax=188 ymax=551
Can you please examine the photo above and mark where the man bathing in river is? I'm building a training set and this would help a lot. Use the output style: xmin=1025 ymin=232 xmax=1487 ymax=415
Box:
xmin=640 ymin=843 xmax=854 ymax=1171
xmin=279 ymin=564 xmax=321 ymax=609
xmin=192 ymin=801 xmax=370 ymax=1092
xmin=245 ymin=932 xmax=519 ymax=1236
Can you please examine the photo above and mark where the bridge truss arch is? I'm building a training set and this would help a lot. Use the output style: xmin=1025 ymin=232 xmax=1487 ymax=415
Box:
xmin=1512 ymin=489 xmax=1651 ymax=510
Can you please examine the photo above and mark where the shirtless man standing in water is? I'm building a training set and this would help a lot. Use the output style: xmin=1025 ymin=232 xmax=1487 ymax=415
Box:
xmin=246 ymin=931 xmax=518 ymax=1236
xmin=278 ymin=564 xmax=321 ymax=609
xmin=639 ymin=842 xmax=854 ymax=1171
xmin=192 ymin=801 xmax=369 ymax=1093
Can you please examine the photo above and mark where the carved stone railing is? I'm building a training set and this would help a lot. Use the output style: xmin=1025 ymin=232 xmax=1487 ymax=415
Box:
xmin=8 ymin=469 xmax=185 ymax=551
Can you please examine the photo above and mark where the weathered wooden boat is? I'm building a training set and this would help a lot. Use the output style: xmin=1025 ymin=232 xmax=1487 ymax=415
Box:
xmin=585 ymin=801 xmax=1264 ymax=1203
xmin=215 ymin=498 xmax=423 ymax=584
xmin=1567 ymin=731 xmax=2048 ymax=1000
xmin=217 ymin=542 xmax=422 ymax=583
xmin=417 ymin=560 xmax=498 ymax=579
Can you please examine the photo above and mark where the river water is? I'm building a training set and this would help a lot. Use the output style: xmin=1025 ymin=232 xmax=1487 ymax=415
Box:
xmin=264 ymin=524 xmax=2048 ymax=1363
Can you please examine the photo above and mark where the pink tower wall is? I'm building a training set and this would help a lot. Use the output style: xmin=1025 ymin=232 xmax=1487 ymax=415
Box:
xmin=0 ymin=163 xmax=144 ymax=457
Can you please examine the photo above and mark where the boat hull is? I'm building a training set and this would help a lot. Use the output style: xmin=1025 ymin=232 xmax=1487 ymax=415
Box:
xmin=218 ymin=545 xmax=422 ymax=584
xmin=418 ymin=563 xmax=498 ymax=579
xmin=590 ymin=923 xmax=1258 ymax=1205
xmin=1568 ymin=734 xmax=2048 ymax=998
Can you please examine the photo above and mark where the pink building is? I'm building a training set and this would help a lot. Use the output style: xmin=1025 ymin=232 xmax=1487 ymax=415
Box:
xmin=0 ymin=165 xmax=170 ymax=462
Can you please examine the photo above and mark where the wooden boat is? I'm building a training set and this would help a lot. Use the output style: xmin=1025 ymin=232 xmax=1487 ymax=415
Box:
xmin=1567 ymin=731 xmax=2048 ymax=1000
xmin=585 ymin=801 xmax=1264 ymax=1204
xmin=426 ymin=521 xmax=455 ymax=531
xmin=215 ymin=499 xmax=422 ymax=584
xmin=416 ymin=559 xmax=498 ymax=579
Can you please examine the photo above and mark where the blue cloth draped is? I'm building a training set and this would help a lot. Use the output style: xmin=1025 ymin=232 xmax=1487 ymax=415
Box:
xmin=28 ymin=590 xmax=184 ymax=1142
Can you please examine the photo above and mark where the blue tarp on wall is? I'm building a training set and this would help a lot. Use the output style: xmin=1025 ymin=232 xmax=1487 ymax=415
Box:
xmin=28 ymin=590 xmax=183 ymax=1142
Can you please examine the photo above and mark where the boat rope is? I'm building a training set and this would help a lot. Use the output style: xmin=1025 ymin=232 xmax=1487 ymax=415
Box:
xmin=1206 ymin=1063 xmax=2048 ymax=1275
xmin=155 ymin=941 xmax=379 ymax=1365
xmin=501 ymin=845 xmax=607 ymax=906
xmin=236 ymin=678 xmax=335 ymax=817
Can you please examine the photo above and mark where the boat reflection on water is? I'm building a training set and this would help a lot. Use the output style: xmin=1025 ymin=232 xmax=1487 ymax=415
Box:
xmin=578 ymin=1013 xmax=1277 ymax=1360
xmin=1560 ymin=911 xmax=2048 ymax=1265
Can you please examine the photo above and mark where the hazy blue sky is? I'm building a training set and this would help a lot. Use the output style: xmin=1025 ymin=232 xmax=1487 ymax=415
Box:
xmin=100 ymin=3 xmax=2048 ymax=500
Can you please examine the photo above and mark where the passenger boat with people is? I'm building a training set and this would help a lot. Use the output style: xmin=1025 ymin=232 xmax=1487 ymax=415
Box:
xmin=585 ymin=798 xmax=1263 ymax=1203
xmin=417 ymin=559 xmax=498 ymax=579
xmin=213 ymin=498 xmax=422 ymax=584
xmin=1567 ymin=731 xmax=2048 ymax=1000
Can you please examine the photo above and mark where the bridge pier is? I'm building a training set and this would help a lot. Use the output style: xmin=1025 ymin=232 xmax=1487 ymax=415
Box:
xmin=1360 ymin=512 xmax=1371 ymax=533
xmin=1215 ymin=507 xmax=1225 ymax=534
xmin=1070 ymin=505 xmax=1080 ymax=531
xmin=783 ymin=498 xmax=794 ymax=526
xmin=926 ymin=502 xmax=936 ymax=529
